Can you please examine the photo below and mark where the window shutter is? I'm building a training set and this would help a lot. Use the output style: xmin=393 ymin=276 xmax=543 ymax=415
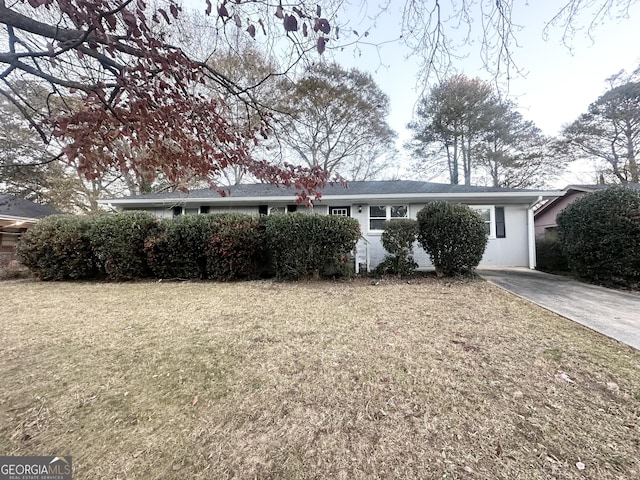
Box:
xmin=495 ymin=207 xmax=506 ymax=238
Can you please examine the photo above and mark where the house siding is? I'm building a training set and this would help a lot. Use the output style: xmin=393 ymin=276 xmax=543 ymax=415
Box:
xmin=357 ymin=203 xmax=529 ymax=270
xmin=481 ymin=205 xmax=529 ymax=266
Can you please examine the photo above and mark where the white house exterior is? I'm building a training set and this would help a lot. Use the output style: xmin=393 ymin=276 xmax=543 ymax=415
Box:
xmin=100 ymin=181 xmax=563 ymax=272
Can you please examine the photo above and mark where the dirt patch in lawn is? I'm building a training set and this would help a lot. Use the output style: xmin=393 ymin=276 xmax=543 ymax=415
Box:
xmin=1 ymin=278 xmax=639 ymax=479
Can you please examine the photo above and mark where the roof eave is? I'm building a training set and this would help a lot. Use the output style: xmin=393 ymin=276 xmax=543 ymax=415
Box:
xmin=0 ymin=214 xmax=40 ymax=223
xmin=99 ymin=190 xmax=564 ymax=207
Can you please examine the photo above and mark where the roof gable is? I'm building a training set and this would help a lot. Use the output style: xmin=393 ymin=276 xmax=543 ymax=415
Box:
xmin=534 ymin=183 xmax=640 ymax=217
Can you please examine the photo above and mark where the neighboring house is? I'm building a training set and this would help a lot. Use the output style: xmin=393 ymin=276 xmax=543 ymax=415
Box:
xmin=100 ymin=180 xmax=562 ymax=271
xmin=0 ymin=194 xmax=59 ymax=256
xmin=534 ymin=184 xmax=640 ymax=237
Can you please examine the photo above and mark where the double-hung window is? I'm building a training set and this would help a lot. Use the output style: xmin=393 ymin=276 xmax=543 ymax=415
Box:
xmin=470 ymin=206 xmax=506 ymax=239
xmin=369 ymin=205 xmax=408 ymax=231
xmin=473 ymin=207 xmax=493 ymax=237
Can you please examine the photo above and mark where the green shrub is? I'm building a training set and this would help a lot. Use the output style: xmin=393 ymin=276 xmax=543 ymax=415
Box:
xmin=416 ymin=202 xmax=488 ymax=276
xmin=375 ymin=219 xmax=418 ymax=276
xmin=557 ymin=187 xmax=640 ymax=287
xmin=145 ymin=215 xmax=213 ymax=279
xmin=207 ymin=214 xmax=266 ymax=280
xmin=16 ymin=215 xmax=96 ymax=280
xmin=264 ymin=213 xmax=360 ymax=280
xmin=536 ymin=232 xmax=569 ymax=274
xmin=145 ymin=214 xmax=265 ymax=280
xmin=89 ymin=211 xmax=158 ymax=280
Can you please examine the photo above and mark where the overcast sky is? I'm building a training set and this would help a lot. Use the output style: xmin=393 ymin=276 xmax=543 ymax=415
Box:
xmin=182 ymin=0 xmax=640 ymax=186
xmin=329 ymin=1 xmax=640 ymax=185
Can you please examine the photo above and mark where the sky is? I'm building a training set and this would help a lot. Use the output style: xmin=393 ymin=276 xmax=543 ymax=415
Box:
xmin=181 ymin=0 xmax=640 ymax=187
xmin=327 ymin=1 xmax=640 ymax=186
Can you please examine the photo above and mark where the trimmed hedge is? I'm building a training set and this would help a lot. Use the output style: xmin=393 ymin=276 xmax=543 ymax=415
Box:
xmin=264 ymin=213 xmax=360 ymax=280
xmin=145 ymin=214 xmax=265 ymax=280
xmin=144 ymin=215 xmax=212 ymax=279
xmin=89 ymin=211 xmax=158 ymax=280
xmin=375 ymin=219 xmax=418 ymax=276
xmin=207 ymin=214 xmax=266 ymax=280
xmin=416 ymin=202 xmax=488 ymax=276
xmin=16 ymin=214 xmax=96 ymax=280
xmin=557 ymin=187 xmax=640 ymax=287
xmin=17 ymin=211 xmax=361 ymax=282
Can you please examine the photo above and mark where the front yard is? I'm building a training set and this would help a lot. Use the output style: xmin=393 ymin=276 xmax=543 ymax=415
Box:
xmin=1 ymin=278 xmax=639 ymax=479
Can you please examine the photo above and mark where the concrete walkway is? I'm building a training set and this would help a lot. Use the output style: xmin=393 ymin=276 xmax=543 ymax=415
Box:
xmin=478 ymin=268 xmax=640 ymax=350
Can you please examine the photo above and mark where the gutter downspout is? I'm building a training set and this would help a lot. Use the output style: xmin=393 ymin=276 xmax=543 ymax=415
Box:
xmin=527 ymin=196 xmax=543 ymax=269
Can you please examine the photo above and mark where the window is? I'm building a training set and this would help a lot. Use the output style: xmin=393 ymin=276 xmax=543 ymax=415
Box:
xmin=329 ymin=206 xmax=351 ymax=216
xmin=258 ymin=205 xmax=268 ymax=216
xmin=287 ymin=204 xmax=298 ymax=213
xmin=185 ymin=207 xmax=199 ymax=215
xmin=269 ymin=206 xmax=287 ymax=215
xmin=470 ymin=206 xmax=505 ymax=238
xmin=172 ymin=206 xmax=183 ymax=217
xmin=200 ymin=206 xmax=210 ymax=214
xmin=369 ymin=205 xmax=408 ymax=231
xmin=474 ymin=207 xmax=492 ymax=236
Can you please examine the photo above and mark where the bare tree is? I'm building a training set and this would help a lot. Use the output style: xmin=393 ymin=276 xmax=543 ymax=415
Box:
xmin=275 ymin=62 xmax=396 ymax=181
xmin=396 ymin=0 xmax=638 ymax=85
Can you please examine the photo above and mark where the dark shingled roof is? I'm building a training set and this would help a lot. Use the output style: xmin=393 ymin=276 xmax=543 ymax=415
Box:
xmin=112 ymin=180 xmax=544 ymax=201
xmin=0 ymin=194 xmax=59 ymax=219
xmin=567 ymin=183 xmax=640 ymax=191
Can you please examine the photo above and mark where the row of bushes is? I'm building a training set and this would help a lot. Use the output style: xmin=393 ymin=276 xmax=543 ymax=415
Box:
xmin=17 ymin=212 xmax=361 ymax=281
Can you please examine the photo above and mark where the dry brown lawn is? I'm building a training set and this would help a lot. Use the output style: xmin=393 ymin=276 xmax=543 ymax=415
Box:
xmin=1 ymin=277 xmax=639 ymax=479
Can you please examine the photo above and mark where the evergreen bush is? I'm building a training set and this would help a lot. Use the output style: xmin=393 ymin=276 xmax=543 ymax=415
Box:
xmin=206 ymin=214 xmax=266 ymax=280
xmin=375 ymin=219 xmax=418 ymax=276
xmin=535 ymin=232 xmax=569 ymax=274
xmin=264 ymin=213 xmax=360 ymax=280
xmin=144 ymin=215 xmax=212 ymax=279
xmin=88 ymin=211 xmax=158 ymax=280
xmin=557 ymin=187 xmax=640 ymax=287
xmin=16 ymin=214 xmax=96 ymax=280
xmin=416 ymin=202 xmax=488 ymax=276
xmin=145 ymin=214 xmax=265 ymax=280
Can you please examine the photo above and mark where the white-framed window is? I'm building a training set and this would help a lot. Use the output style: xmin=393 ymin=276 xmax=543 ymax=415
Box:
xmin=369 ymin=205 xmax=408 ymax=231
xmin=471 ymin=206 xmax=495 ymax=238
xmin=329 ymin=206 xmax=350 ymax=216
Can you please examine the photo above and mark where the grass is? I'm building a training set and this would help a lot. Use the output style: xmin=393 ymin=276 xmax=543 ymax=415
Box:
xmin=1 ymin=277 xmax=639 ymax=479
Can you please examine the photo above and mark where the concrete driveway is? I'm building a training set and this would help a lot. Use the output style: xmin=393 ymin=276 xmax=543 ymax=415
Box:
xmin=478 ymin=268 xmax=640 ymax=350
